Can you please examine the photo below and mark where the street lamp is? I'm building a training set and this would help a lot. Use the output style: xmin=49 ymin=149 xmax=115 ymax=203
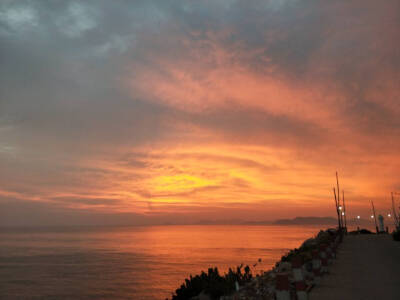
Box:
xmin=371 ymin=215 xmax=374 ymax=219
xmin=357 ymin=215 xmax=360 ymax=219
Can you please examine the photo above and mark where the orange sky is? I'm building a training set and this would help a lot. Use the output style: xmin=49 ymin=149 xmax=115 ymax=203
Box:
xmin=0 ymin=0 xmax=400 ymax=226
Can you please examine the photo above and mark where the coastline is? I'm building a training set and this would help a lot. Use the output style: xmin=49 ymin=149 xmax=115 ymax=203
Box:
xmin=169 ymin=228 xmax=343 ymax=300
xmin=170 ymin=228 xmax=400 ymax=300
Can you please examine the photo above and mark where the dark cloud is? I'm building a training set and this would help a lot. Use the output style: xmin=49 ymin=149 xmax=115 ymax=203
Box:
xmin=50 ymin=196 xmax=123 ymax=206
xmin=0 ymin=197 xmax=159 ymax=226
xmin=182 ymin=106 xmax=328 ymax=147
xmin=1 ymin=0 xmax=399 ymax=151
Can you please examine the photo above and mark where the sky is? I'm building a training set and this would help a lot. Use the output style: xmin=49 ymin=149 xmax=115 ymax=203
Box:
xmin=1 ymin=0 xmax=400 ymax=226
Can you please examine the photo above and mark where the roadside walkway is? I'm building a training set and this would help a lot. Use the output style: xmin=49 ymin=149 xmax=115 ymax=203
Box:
xmin=310 ymin=234 xmax=400 ymax=300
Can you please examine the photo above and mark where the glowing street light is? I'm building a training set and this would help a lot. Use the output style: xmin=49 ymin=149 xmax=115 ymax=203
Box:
xmin=371 ymin=215 xmax=374 ymax=219
xmin=388 ymin=213 xmax=391 ymax=217
xmin=342 ymin=212 xmax=345 ymax=216
xmin=357 ymin=215 xmax=361 ymax=219
xmin=338 ymin=206 xmax=342 ymax=210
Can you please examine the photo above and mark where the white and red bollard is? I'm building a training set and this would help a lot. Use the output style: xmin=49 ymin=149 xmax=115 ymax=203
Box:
xmin=275 ymin=272 xmax=291 ymax=300
xmin=312 ymin=249 xmax=322 ymax=285
xmin=291 ymin=256 xmax=308 ymax=300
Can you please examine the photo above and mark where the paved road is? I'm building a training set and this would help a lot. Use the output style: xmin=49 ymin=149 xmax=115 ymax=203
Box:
xmin=310 ymin=234 xmax=400 ymax=300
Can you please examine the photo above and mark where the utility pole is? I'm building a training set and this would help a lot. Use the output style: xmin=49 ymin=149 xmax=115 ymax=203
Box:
xmin=371 ymin=200 xmax=378 ymax=233
xmin=336 ymin=171 xmax=340 ymax=210
xmin=342 ymin=190 xmax=347 ymax=233
xmin=333 ymin=187 xmax=341 ymax=229
xmin=336 ymin=172 xmax=344 ymax=231
xmin=392 ymin=192 xmax=400 ymax=229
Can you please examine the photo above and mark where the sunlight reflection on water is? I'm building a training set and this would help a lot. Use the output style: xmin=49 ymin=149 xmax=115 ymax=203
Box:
xmin=0 ymin=225 xmax=321 ymax=299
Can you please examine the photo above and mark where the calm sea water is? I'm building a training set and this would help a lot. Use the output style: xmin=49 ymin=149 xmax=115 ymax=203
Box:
xmin=0 ymin=225 xmax=321 ymax=299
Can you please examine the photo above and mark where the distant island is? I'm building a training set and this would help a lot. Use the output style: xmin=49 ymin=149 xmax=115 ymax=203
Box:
xmin=273 ymin=216 xmax=338 ymax=225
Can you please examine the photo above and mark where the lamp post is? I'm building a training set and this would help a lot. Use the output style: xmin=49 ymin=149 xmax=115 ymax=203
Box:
xmin=356 ymin=215 xmax=361 ymax=233
xmin=371 ymin=201 xmax=378 ymax=233
xmin=386 ymin=213 xmax=391 ymax=233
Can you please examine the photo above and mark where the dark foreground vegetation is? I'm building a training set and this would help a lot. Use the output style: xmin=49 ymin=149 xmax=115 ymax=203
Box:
xmin=168 ymin=265 xmax=252 ymax=300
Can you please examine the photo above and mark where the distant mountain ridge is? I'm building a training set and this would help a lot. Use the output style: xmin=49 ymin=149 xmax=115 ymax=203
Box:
xmin=273 ymin=216 xmax=338 ymax=225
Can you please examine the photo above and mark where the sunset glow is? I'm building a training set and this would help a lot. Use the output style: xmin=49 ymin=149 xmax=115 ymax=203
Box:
xmin=1 ymin=0 xmax=400 ymax=226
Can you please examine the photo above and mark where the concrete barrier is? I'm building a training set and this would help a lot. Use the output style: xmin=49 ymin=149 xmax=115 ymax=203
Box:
xmin=312 ymin=249 xmax=322 ymax=284
xmin=292 ymin=256 xmax=308 ymax=300
xmin=319 ymin=244 xmax=329 ymax=274
xmin=275 ymin=273 xmax=291 ymax=300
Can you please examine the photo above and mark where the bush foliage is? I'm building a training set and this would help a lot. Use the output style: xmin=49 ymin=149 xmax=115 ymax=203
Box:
xmin=169 ymin=265 xmax=252 ymax=300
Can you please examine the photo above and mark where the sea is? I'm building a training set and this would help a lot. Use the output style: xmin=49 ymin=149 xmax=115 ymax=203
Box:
xmin=0 ymin=225 xmax=322 ymax=299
